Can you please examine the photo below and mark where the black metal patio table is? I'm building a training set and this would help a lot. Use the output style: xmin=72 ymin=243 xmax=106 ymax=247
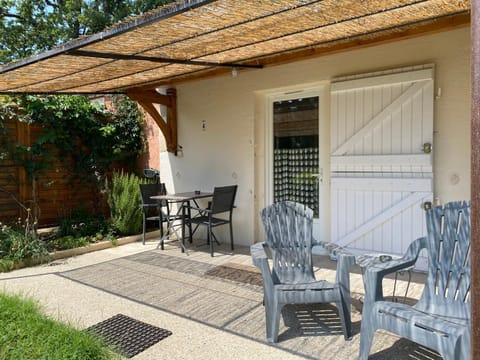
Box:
xmin=151 ymin=191 xmax=212 ymax=253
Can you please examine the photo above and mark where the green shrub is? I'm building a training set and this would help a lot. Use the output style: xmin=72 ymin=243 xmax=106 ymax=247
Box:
xmin=0 ymin=259 xmax=15 ymax=272
xmin=58 ymin=210 xmax=111 ymax=238
xmin=46 ymin=235 xmax=89 ymax=252
xmin=46 ymin=210 xmax=115 ymax=251
xmin=107 ymin=171 xmax=145 ymax=235
xmin=0 ymin=223 xmax=47 ymax=262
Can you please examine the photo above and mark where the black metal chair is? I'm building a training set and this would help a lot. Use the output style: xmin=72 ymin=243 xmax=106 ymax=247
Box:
xmin=139 ymin=183 xmax=167 ymax=245
xmin=189 ymin=185 xmax=238 ymax=256
xmin=143 ymin=168 xmax=160 ymax=183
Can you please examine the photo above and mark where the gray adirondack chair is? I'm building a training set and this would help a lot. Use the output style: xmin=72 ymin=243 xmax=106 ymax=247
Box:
xmin=251 ymin=201 xmax=355 ymax=343
xmin=359 ymin=200 xmax=471 ymax=360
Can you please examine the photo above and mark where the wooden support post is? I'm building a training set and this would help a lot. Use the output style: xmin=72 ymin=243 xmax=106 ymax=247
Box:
xmin=127 ymin=88 xmax=178 ymax=154
xmin=166 ymin=88 xmax=178 ymax=155
xmin=472 ymin=1 xmax=480 ymax=359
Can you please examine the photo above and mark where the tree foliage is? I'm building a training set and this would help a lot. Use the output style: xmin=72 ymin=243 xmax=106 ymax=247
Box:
xmin=0 ymin=94 xmax=145 ymax=224
xmin=1 ymin=94 xmax=144 ymax=185
xmin=0 ymin=0 xmax=168 ymax=229
xmin=0 ymin=0 xmax=175 ymax=64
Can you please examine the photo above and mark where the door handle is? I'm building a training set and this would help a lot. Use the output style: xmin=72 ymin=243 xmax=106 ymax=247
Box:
xmin=309 ymin=172 xmax=322 ymax=184
xmin=422 ymin=143 xmax=432 ymax=154
xmin=422 ymin=201 xmax=432 ymax=211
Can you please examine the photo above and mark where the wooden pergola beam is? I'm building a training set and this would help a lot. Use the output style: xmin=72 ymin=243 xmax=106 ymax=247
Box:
xmin=127 ymin=88 xmax=178 ymax=154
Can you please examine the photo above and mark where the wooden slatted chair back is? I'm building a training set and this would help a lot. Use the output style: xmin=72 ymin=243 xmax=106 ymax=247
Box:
xmin=417 ymin=200 xmax=470 ymax=319
xmin=261 ymin=201 xmax=315 ymax=284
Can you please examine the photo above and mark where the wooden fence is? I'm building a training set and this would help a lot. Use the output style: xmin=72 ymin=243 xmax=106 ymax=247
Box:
xmin=0 ymin=119 xmax=23 ymax=223
xmin=0 ymin=119 xmax=106 ymax=226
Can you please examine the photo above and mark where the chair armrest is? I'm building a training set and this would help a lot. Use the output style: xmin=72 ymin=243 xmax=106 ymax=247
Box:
xmin=363 ymin=236 xmax=427 ymax=304
xmin=311 ymin=238 xmax=355 ymax=297
xmin=335 ymin=251 xmax=356 ymax=293
xmin=365 ymin=236 xmax=427 ymax=275
xmin=189 ymin=206 xmax=211 ymax=220
xmin=251 ymin=242 xmax=268 ymax=267
xmin=190 ymin=206 xmax=211 ymax=213
xmin=142 ymin=203 xmax=159 ymax=208
xmin=311 ymin=238 xmax=339 ymax=256
xmin=250 ymin=242 xmax=274 ymax=289
xmin=312 ymin=238 xmax=352 ymax=263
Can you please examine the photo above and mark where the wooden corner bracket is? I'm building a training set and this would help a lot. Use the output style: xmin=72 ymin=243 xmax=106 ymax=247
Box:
xmin=127 ymin=88 xmax=178 ymax=154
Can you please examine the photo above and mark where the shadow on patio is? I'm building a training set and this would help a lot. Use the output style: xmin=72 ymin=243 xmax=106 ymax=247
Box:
xmin=50 ymin=240 xmax=438 ymax=360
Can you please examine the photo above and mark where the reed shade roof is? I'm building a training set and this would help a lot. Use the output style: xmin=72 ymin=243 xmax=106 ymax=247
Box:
xmin=0 ymin=0 xmax=470 ymax=94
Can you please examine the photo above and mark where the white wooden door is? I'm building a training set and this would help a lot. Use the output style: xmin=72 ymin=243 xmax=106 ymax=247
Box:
xmin=330 ymin=68 xmax=434 ymax=265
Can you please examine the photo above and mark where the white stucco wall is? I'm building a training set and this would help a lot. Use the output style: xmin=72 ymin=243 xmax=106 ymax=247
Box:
xmin=159 ymin=27 xmax=471 ymax=247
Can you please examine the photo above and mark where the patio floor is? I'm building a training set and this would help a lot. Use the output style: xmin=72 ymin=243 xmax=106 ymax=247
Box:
xmin=0 ymin=234 xmax=440 ymax=359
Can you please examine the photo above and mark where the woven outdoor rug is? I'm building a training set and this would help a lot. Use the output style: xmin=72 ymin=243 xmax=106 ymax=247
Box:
xmin=58 ymin=250 xmax=439 ymax=360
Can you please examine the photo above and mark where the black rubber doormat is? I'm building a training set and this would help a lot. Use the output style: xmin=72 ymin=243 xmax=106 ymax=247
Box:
xmin=86 ymin=314 xmax=172 ymax=358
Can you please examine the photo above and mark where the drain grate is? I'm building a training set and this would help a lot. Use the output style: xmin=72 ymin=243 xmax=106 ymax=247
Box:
xmin=86 ymin=314 xmax=172 ymax=358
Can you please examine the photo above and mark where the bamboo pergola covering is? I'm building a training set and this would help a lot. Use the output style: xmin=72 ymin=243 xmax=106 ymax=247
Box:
xmin=0 ymin=0 xmax=471 ymax=94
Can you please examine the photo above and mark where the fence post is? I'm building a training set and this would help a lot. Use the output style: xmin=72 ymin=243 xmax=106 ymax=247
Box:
xmin=16 ymin=120 xmax=31 ymax=217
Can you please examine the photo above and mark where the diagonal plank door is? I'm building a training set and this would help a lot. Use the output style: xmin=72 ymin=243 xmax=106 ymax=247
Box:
xmin=330 ymin=68 xmax=434 ymax=265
